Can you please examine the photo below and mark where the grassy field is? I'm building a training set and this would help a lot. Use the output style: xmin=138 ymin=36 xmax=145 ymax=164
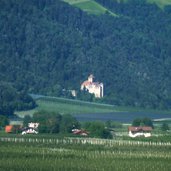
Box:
xmin=16 ymin=96 xmax=122 ymax=117
xmin=16 ymin=96 xmax=171 ymax=119
xmin=62 ymin=0 xmax=117 ymax=16
xmin=62 ymin=0 xmax=171 ymax=16
xmin=148 ymin=0 xmax=171 ymax=8
xmin=0 ymin=137 xmax=171 ymax=171
xmin=116 ymin=0 xmax=171 ymax=8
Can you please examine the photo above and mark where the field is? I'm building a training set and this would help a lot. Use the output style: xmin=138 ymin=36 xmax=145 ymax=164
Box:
xmin=62 ymin=0 xmax=117 ymax=16
xmin=62 ymin=0 xmax=171 ymax=14
xmin=0 ymin=136 xmax=171 ymax=171
xmin=148 ymin=0 xmax=171 ymax=8
xmin=116 ymin=0 xmax=171 ymax=8
xmin=16 ymin=96 xmax=125 ymax=117
xmin=15 ymin=96 xmax=171 ymax=126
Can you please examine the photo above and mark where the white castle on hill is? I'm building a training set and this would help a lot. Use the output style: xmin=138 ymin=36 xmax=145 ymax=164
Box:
xmin=81 ymin=74 xmax=104 ymax=98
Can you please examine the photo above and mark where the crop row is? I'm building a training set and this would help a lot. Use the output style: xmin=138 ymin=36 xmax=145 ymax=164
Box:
xmin=1 ymin=137 xmax=171 ymax=147
xmin=0 ymin=140 xmax=171 ymax=171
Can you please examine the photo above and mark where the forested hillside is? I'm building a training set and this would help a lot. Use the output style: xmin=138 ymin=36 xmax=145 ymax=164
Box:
xmin=0 ymin=0 xmax=171 ymax=109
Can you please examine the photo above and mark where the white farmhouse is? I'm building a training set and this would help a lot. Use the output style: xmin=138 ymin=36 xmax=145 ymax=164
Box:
xmin=81 ymin=74 xmax=104 ymax=98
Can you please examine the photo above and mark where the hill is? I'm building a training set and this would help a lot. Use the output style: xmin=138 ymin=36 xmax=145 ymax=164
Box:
xmin=62 ymin=0 xmax=117 ymax=16
xmin=113 ymin=0 xmax=171 ymax=8
xmin=16 ymin=96 xmax=121 ymax=117
xmin=148 ymin=0 xmax=171 ymax=8
xmin=0 ymin=0 xmax=171 ymax=110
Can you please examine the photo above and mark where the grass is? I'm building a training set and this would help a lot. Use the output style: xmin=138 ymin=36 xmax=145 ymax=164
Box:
xmin=116 ymin=0 xmax=171 ymax=8
xmin=62 ymin=0 xmax=118 ymax=16
xmin=15 ymin=96 xmax=171 ymax=119
xmin=16 ymin=96 xmax=121 ymax=117
xmin=148 ymin=0 xmax=171 ymax=8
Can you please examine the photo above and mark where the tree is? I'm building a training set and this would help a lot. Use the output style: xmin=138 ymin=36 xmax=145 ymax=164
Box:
xmin=23 ymin=115 xmax=32 ymax=127
xmin=60 ymin=114 xmax=80 ymax=133
xmin=0 ymin=82 xmax=18 ymax=116
xmin=0 ymin=115 xmax=9 ymax=129
xmin=161 ymin=123 xmax=170 ymax=131
xmin=33 ymin=111 xmax=62 ymax=133
xmin=132 ymin=117 xmax=153 ymax=128
xmin=84 ymin=121 xmax=112 ymax=139
xmin=132 ymin=118 xmax=142 ymax=127
xmin=0 ymin=82 xmax=37 ymax=116
xmin=142 ymin=117 xmax=154 ymax=128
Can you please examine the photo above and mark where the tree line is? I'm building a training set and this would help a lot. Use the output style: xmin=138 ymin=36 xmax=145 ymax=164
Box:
xmin=0 ymin=0 xmax=171 ymax=109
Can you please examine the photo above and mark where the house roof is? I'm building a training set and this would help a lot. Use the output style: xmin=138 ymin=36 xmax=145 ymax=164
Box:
xmin=128 ymin=126 xmax=152 ymax=132
xmin=81 ymin=81 xmax=102 ymax=87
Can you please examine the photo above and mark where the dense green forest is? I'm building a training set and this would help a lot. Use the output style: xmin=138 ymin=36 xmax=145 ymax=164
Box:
xmin=0 ymin=82 xmax=37 ymax=116
xmin=0 ymin=0 xmax=171 ymax=109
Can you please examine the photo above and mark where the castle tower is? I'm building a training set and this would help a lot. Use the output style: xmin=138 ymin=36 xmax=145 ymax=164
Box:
xmin=88 ymin=74 xmax=94 ymax=83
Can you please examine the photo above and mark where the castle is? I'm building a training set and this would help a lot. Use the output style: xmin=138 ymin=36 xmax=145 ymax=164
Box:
xmin=81 ymin=74 xmax=104 ymax=98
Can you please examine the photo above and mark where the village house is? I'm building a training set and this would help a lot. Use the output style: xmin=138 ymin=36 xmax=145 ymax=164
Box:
xmin=128 ymin=126 xmax=152 ymax=138
xmin=81 ymin=74 xmax=104 ymax=98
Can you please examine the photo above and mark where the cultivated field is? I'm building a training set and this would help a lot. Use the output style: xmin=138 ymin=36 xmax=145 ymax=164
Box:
xmin=0 ymin=137 xmax=171 ymax=171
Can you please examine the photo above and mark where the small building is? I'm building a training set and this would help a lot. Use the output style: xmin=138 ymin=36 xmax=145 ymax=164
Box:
xmin=81 ymin=74 xmax=104 ymax=98
xmin=128 ymin=126 xmax=152 ymax=138
xmin=5 ymin=125 xmax=13 ymax=133
xmin=5 ymin=125 xmax=22 ymax=133
xmin=28 ymin=122 xmax=39 ymax=129
xmin=72 ymin=129 xmax=89 ymax=136
xmin=22 ymin=122 xmax=39 ymax=135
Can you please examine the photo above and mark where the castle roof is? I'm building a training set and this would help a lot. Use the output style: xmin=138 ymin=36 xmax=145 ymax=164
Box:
xmin=81 ymin=81 xmax=102 ymax=87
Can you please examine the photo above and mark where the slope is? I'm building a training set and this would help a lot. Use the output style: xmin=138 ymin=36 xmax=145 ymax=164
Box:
xmin=0 ymin=0 xmax=171 ymax=110
xmin=148 ymin=0 xmax=171 ymax=8
xmin=62 ymin=0 xmax=118 ymax=16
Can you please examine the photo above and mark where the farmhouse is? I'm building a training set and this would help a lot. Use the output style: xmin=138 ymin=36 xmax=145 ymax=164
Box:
xmin=128 ymin=126 xmax=152 ymax=138
xmin=81 ymin=74 xmax=104 ymax=98
xmin=22 ymin=122 xmax=39 ymax=135
xmin=72 ymin=129 xmax=88 ymax=136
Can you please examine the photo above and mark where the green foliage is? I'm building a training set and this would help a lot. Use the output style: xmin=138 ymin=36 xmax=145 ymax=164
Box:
xmin=15 ymin=93 xmax=37 ymax=111
xmin=105 ymin=120 xmax=122 ymax=128
xmin=77 ymin=88 xmax=95 ymax=102
xmin=0 ymin=0 xmax=171 ymax=110
xmin=23 ymin=115 xmax=32 ymax=127
xmin=161 ymin=123 xmax=170 ymax=131
xmin=0 ymin=82 xmax=17 ymax=115
xmin=0 ymin=115 xmax=9 ymax=129
xmin=33 ymin=111 xmax=62 ymax=133
xmin=11 ymin=125 xmax=22 ymax=134
xmin=60 ymin=114 xmax=80 ymax=133
xmin=0 ymin=82 xmax=37 ymax=116
xmin=27 ymin=111 xmax=80 ymax=134
xmin=132 ymin=117 xmax=154 ymax=127
xmin=84 ymin=121 xmax=112 ymax=138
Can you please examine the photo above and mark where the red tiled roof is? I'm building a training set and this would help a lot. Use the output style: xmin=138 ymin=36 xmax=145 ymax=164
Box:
xmin=82 ymin=81 xmax=91 ymax=87
xmin=128 ymin=126 xmax=152 ymax=132
xmin=82 ymin=81 xmax=102 ymax=87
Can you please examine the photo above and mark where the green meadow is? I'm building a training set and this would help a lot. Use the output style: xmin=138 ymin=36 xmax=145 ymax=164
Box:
xmin=62 ymin=0 xmax=117 ymax=16
xmin=16 ymin=96 xmax=171 ymax=119
xmin=16 ymin=96 xmax=121 ymax=117
xmin=148 ymin=0 xmax=171 ymax=8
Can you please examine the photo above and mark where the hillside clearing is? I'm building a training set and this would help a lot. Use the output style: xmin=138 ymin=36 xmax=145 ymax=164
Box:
xmin=62 ymin=0 xmax=118 ymax=16
xmin=148 ymin=0 xmax=171 ymax=8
